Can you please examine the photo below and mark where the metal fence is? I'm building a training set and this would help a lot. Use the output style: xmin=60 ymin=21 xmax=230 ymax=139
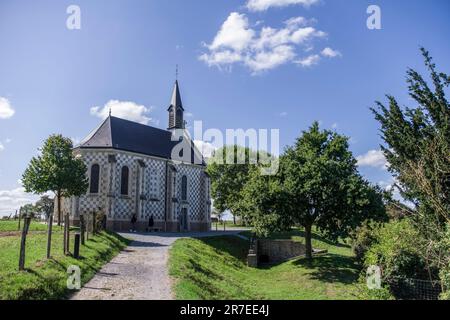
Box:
xmin=388 ymin=277 xmax=442 ymax=300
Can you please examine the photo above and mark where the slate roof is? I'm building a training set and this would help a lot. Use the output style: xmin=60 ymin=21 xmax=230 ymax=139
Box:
xmin=77 ymin=116 xmax=204 ymax=165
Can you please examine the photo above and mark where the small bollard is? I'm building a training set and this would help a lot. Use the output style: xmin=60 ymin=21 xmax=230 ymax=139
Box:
xmin=74 ymin=233 xmax=81 ymax=259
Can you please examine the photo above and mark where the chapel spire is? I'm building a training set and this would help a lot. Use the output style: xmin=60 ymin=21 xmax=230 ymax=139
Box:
xmin=168 ymin=79 xmax=185 ymax=130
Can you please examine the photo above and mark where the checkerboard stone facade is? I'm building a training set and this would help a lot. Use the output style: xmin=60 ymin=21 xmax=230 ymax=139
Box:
xmin=60 ymin=148 xmax=211 ymax=232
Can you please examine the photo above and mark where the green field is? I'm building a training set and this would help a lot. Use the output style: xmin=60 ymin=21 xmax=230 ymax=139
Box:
xmin=169 ymin=229 xmax=362 ymax=300
xmin=0 ymin=221 xmax=129 ymax=300
xmin=0 ymin=220 xmax=48 ymax=232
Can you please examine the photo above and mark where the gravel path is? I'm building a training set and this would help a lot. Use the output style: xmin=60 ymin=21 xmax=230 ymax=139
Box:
xmin=70 ymin=230 xmax=247 ymax=300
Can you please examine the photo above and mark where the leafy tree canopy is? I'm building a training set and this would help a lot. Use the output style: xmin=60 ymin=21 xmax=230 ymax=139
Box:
xmin=371 ymin=48 xmax=449 ymax=224
xmin=239 ymin=122 xmax=387 ymax=258
xmin=207 ymin=145 xmax=261 ymax=221
xmin=22 ymin=134 xmax=88 ymax=198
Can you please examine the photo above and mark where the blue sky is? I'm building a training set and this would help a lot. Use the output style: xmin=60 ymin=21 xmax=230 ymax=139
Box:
xmin=0 ymin=0 xmax=449 ymax=215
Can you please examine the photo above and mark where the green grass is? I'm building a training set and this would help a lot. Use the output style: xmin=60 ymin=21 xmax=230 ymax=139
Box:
xmin=0 ymin=222 xmax=130 ymax=300
xmin=0 ymin=220 xmax=49 ymax=232
xmin=169 ymin=229 xmax=361 ymax=300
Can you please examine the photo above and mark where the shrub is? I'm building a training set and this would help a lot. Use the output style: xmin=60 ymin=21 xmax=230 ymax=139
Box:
xmin=436 ymin=224 xmax=450 ymax=300
xmin=440 ymin=266 xmax=450 ymax=300
xmin=352 ymin=222 xmax=380 ymax=263
xmin=363 ymin=219 xmax=442 ymax=299
xmin=358 ymin=285 xmax=395 ymax=300
xmin=365 ymin=219 xmax=434 ymax=279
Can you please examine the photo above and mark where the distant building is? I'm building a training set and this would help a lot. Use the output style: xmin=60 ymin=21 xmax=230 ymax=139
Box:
xmin=57 ymin=81 xmax=211 ymax=232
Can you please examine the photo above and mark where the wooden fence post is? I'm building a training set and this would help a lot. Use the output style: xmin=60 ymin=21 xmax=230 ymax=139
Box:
xmin=73 ymin=233 xmax=80 ymax=259
xmin=64 ymin=213 xmax=70 ymax=255
xmin=80 ymin=214 xmax=85 ymax=245
xmin=46 ymin=214 xmax=53 ymax=259
xmin=63 ymin=214 xmax=67 ymax=255
xmin=18 ymin=216 xmax=31 ymax=271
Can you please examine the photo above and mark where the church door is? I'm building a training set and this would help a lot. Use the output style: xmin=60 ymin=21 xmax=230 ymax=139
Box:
xmin=180 ymin=208 xmax=188 ymax=232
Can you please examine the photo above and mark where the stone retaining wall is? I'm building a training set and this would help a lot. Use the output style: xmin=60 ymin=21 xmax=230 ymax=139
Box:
xmin=247 ymin=239 xmax=327 ymax=267
xmin=258 ymin=239 xmax=306 ymax=263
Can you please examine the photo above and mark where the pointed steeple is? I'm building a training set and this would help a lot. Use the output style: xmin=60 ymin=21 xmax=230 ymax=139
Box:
xmin=168 ymin=80 xmax=185 ymax=130
xmin=170 ymin=80 xmax=184 ymax=111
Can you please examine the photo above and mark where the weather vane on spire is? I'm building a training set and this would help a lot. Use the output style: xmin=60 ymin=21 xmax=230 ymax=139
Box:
xmin=175 ymin=64 xmax=179 ymax=81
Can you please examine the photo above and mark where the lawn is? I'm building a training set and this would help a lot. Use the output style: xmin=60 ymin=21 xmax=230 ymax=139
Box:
xmin=0 ymin=221 xmax=130 ymax=300
xmin=169 ymin=229 xmax=362 ymax=300
xmin=0 ymin=220 xmax=49 ymax=232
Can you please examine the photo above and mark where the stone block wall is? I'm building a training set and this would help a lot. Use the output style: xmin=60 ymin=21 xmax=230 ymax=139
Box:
xmin=256 ymin=240 xmax=306 ymax=264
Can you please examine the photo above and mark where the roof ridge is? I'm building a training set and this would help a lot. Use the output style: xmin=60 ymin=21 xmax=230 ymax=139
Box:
xmin=110 ymin=116 xmax=170 ymax=134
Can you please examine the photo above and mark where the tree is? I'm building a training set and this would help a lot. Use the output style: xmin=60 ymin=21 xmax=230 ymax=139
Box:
xmin=207 ymin=145 xmax=256 ymax=225
xmin=371 ymin=48 xmax=450 ymax=297
xmin=371 ymin=48 xmax=449 ymax=224
xmin=35 ymin=195 xmax=54 ymax=222
xmin=240 ymin=123 xmax=387 ymax=259
xmin=20 ymin=204 xmax=36 ymax=218
xmin=22 ymin=135 xmax=88 ymax=256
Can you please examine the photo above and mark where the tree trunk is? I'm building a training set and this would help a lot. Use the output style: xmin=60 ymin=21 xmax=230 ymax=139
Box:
xmin=233 ymin=215 xmax=236 ymax=225
xmin=46 ymin=214 xmax=53 ymax=259
xmin=304 ymin=223 xmax=313 ymax=260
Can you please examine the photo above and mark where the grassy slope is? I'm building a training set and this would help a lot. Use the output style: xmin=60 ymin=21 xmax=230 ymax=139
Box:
xmin=169 ymin=229 xmax=361 ymax=300
xmin=0 ymin=222 xmax=129 ymax=300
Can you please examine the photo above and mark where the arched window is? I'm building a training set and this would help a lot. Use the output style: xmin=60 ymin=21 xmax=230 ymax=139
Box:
xmin=121 ymin=166 xmax=129 ymax=196
xmin=89 ymin=164 xmax=100 ymax=194
xmin=181 ymin=175 xmax=188 ymax=201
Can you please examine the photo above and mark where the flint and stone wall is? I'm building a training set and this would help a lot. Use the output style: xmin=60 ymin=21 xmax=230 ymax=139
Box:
xmin=56 ymin=148 xmax=211 ymax=232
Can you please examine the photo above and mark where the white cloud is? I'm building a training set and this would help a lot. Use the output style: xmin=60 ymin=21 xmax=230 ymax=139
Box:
xmin=245 ymin=45 xmax=296 ymax=72
xmin=280 ymin=112 xmax=288 ymax=117
xmin=194 ymin=140 xmax=218 ymax=159
xmin=321 ymin=47 xmax=342 ymax=58
xmin=185 ymin=112 xmax=194 ymax=118
xmin=357 ymin=150 xmax=388 ymax=169
xmin=0 ymin=97 xmax=15 ymax=119
xmin=0 ymin=142 xmax=4 ymax=152
xmin=295 ymin=54 xmax=320 ymax=67
xmin=209 ymin=12 xmax=255 ymax=52
xmin=0 ymin=187 xmax=41 ymax=217
xmin=331 ymin=122 xmax=338 ymax=129
xmin=247 ymin=0 xmax=319 ymax=12
xmin=200 ymin=13 xmax=329 ymax=73
xmin=90 ymin=100 xmax=153 ymax=125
